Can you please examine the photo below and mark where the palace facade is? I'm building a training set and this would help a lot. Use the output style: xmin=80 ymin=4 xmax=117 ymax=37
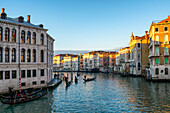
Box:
xmin=0 ymin=8 xmax=54 ymax=93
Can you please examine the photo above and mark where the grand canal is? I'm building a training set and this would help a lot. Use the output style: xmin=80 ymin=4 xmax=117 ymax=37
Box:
xmin=0 ymin=72 xmax=170 ymax=112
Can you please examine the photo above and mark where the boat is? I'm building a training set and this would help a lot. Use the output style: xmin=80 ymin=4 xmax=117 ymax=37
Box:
xmin=0 ymin=88 xmax=42 ymax=99
xmin=1 ymin=89 xmax=48 ymax=105
xmin=83 ymin=77 xmax=96 ymax=82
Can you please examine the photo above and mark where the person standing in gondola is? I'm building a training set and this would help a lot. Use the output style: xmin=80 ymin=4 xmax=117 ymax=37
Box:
xmin=9 ymin=87 xmax=14 ymax=99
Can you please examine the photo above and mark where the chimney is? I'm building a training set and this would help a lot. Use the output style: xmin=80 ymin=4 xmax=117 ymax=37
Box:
xmin=2 ymin=8 xmax=5 ymax=13
xmin=27 ymin=15 xmax=30 ymax=23
xmin=145 ymin=31 xmax=148 ymax=39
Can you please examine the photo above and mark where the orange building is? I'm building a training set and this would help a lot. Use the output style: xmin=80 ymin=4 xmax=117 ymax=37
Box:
xmin=148 ymin=16 xmax=170 ymax=80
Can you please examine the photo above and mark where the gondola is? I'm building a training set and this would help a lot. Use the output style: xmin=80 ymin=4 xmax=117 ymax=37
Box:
xmin=83 ymin=77 xmax=96 ymax=82
xmin=0 ymin=88 xmax=42 ymax=99
xmin=1 ymin=90 xmax=48 ymax=105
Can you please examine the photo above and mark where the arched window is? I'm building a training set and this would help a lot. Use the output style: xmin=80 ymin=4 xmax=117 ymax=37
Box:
xmin=40 ymin=34 xmax=44 ymax=45
xmin=32 ymin=49 xmax=36 ymax=62
xmin=32 ymin=32 xmax=36 ymax=44
xmin=27 ymin=49 xmax=31 ymax=62
xmin=0 ymin=47 xmax=2 ymax=62
xmin=5 ymin=48 xmax=9 ymax=62
xmin=11 ymin=28 xmax=16 ymax=42
xmin=40 ymin=50 xmax=44 ymax=62
xmin=165 ymin=68 xmax=168 ymax=75
xmin=27 ymin=31 xmax=31 ymax=44
xmin=155 ymin=68 xmax=159 ymax=75
xmin=21 ymin=30 xmax=25 ymax=43
xmin=155 ymin=35 xmax=159 ymax=41
xmin=164 ymin=35 xmax=168 ymax=41
xmin=0 ymin=27 xmax=3 ymax=41
xmin=21 ymin=49 xmax=25 ymax=62
xmin=5 ymin=28 xmax=10 ymax=42
xmin=12 ymin=48 xmax=16 ymax=62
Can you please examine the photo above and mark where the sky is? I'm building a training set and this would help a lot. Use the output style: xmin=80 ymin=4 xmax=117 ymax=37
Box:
xmin=1 ymin=0 xmax=170 ymax=50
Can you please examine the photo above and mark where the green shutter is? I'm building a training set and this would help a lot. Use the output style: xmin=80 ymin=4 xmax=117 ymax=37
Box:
xmin=155 ymin=58 xmax=159 ymax=64
xmin=155 ymin=47 xmax=159 ymax=53
xmin=165 ymin=58 xmax=168 ymax=64
xmin=165 ymin=47 xmax=168 ymax=53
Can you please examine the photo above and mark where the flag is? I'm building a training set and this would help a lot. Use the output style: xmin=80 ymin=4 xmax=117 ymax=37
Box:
xmin=12 ymin=27 xmax=15 ymax=39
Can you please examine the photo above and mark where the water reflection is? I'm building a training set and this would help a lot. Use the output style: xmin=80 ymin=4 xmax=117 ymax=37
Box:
xmin=0 ymin=72 xmax=170 ymax=112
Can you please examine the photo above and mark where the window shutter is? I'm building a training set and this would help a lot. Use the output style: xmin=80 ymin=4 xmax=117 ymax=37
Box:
xmin=155 ymin=58 xmax=159 ymax=64
xmin=155 ymin=47 xmax=159 ymax=53
xmin=165 ymin=46 xmax=168 ymax=53
xmin=165 ymin=58 xmax=168 ymax=64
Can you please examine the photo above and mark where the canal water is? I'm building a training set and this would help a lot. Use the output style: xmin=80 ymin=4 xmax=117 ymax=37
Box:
xmin=0 ymin=72 xmax=170 ymax=113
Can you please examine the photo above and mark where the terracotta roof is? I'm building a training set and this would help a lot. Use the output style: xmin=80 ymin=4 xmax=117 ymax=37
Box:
xmin=158 ymin=16 xmax=170 ymax=23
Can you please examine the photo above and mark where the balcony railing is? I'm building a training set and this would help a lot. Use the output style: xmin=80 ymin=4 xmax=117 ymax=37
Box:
xmin=154 ymin=41 xmax=160 ymax=45
xmin=164 ymin=52 xmax=169 ymax=56
xmin=164 ymin=41 xmax=170 ymax=45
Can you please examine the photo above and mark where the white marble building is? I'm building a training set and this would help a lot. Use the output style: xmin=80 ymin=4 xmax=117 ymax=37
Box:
xmin=0 ymin=8 xmax=54 ymax=93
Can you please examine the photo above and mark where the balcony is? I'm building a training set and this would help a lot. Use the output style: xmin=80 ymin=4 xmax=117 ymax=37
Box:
xmin=164 ymin=41 xmax=170 ymax=45
xmin=164 ymin=52 xmax=169 ymax=56
xmin=154 ymin=41 xmax=160 ymax=45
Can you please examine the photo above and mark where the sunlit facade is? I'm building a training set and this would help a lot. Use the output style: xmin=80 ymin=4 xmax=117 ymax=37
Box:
xmin=53 ymin=54 xmax=66 ymax=71
xmin=148 ymin=16 xmax=170 ymax=80
xmin=0 ymin=8 xmax=54 ymax=93
xmin=63 ymin=54 xmax=77 ymax=71
xmin=115 ymin=47 xmax=130 ymax=73
xmin=129 ymin=31 xmax=149 ymax=76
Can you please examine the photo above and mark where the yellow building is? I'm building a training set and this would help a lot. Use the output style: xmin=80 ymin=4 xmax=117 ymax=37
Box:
xmin=129 ymin=31 xmax=149 ymax=76
xmin=148 ymin=16 xmax=170 ymax=80
xmin=53 ymin=54 xmax=67 ymax=71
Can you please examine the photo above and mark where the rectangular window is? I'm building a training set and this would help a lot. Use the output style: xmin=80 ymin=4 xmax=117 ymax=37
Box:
xmin=32 ymin=81 xmax=37 ymax=85
xmin=165 ymin=58 xmax=168 ymax=64
xmin=164 ymin=27 xmax=168 ymax=31
xmin=5 ymin=71 xmax=10 ymax=79
xmin=155 ymin=47 xmax=159 ymax=55
xmin=155 ymin=28 xmax=158 ymax=32
xmin=12 ymin=70 xmax=16 ymax=79
xmin=21 ymin=82 xmax=26 ymax=86
xmin=33 ymin=70 xmax=36 ymax=77
xmin=0 ymin=71 xmax=3 ymax=80
xmin=155 ymin=58 xmax=159 ymax=64
xmin=41 ymin=69 xmax=44 ymax=76
xmin=41 ymin=80 xmax=45 ymax=84
xmin=21 ymin=70 xmax=25 ymax=78
xmin=27 ymin=70 xmax=31 ymax=77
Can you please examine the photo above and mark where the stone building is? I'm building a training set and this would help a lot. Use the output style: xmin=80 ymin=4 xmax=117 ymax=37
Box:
xmin=148 ymin=16 xmax=170 ymax=81
xmin=129 ymin=31 xmax=149 ymax=76
xmin=0 ymin=8 xmax=54 ymax=93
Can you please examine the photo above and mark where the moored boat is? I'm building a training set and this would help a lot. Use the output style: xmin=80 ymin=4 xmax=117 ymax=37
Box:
xmin=0 ymin=88 xmax=42 ymax=99
xmin=1 ymin=89 xmax=48 ymax=105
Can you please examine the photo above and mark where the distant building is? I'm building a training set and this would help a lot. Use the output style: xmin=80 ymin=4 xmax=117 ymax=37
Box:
xmin=83 ymin=51 xmax=98 ymax=71
xmin=0 ymin=8 xmax=54 ymax=93
xmin=63 ymin=54 xmax=77 ymax=71
xmin=129 ymin=31 xmax=149 ymax=76
xmin=148 ymin=16 xmax=170 ymax=80
xmin=96 ymin=51 xmax=109 ymax=72
xmin=108 ymin=52 xmax=116 ymax=73
xmin=53 ymin=54 xmax=67 ymax=71
xmin=72 ymin=54 xmax=83 ymax=71
xmin=115 ymin=47 xmax=130 ymax=73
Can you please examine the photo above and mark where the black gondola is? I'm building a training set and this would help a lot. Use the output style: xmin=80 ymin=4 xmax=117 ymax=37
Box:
xmin=83 ymin=77 xmax=96 ymax=82
xmin=0 ymin=88 xmax=42 ymax=99
xmin=1 ymin=90 xmax=48 ymax=105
